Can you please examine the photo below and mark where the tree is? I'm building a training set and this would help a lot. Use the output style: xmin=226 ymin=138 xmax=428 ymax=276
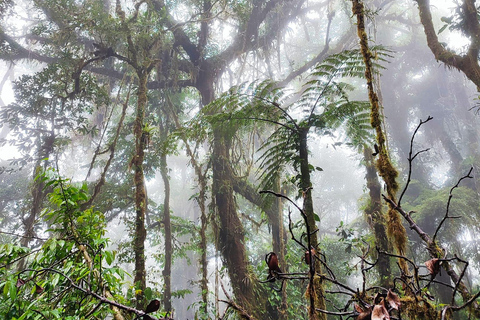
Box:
xmin=199 ymin=47 xmax=381 ymax=318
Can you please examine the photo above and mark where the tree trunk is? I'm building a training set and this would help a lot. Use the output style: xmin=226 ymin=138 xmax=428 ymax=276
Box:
xmin=363 ymin=147 xmax=391 ymax=287
xmin=212 ymin=130 xmax=261 ymax=313
xmin=272 ymin=178 xmax=288 ymax=320
xmin=232 ymin=177 xmax=287 ymax=319
xmin=169 ymin=104 xmax=209 ymax=316
xmin=197 ymin=174 xmax=209 ymax=318
xmin=133 ymin=70 xmax=148 ymax=309
xmin=21 ymin=129 xmax=55 ymax=249
xmin=197 ymin=68 xmax=271 ymax=317
xmin=298 ymin=127 xmax=326 ymax=320
xmin=160 ymin=150 xmax=172 ymax=312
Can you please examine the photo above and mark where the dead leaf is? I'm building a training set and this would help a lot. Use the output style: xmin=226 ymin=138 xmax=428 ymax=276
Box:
xmin=425 ymin=258 xmax=440 ymax=277
xmin=304 ymin=247 xmax=316 ymax=265
xmin=354 ymin=303 xmax=364 ymax=313
xmin=386 ymin=289 xmax=401 ymax=310
xmin=35 ymin=284 xmax=44 ymax=294
xmin=355 ymin=304 xmax=372 ymax=320
xmin=371 ymin=299 xmax=390 ymax=320
xmin=16 ymin=278 xmax=26 ymax=287
xmin=357 ymin=310 xmax=372 ymax=320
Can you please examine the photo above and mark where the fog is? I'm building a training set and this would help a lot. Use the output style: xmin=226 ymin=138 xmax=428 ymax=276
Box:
xmin=1 ymin=1 xmax=479 ymax=319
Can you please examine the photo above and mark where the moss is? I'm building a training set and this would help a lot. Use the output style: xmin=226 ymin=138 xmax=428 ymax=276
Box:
xmin=353 ymin=0 xmax=409 ymax=277
xmin=401 ymin=296 xmax=439 ymax=319
xmin=387 ymin=207 xmax=407 ymax=255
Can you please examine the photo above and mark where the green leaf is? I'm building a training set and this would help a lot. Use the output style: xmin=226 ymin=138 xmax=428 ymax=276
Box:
xmin=145 ymin=287 xmax=153 ymax=301
xmin=3 ymin=280 xmax=10 ymax=298
xmin=438 ymin=24 xmax=448 ymax=34
xmin=104 ymin=250 xmax=114 ymax=265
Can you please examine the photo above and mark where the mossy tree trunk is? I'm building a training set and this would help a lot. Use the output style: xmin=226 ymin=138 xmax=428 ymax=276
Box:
xmin=363 ymin=147 xmax=391 ymax=287
xmin=159 ymin=136 xmax=172 ymax=312
xmin=352 ymin=0 xmax=409 ymax=275
xmin=133 ymin=69 xmax=149 ymax=309
xmin=21 ymin=132 xmax=54 ymax=248
xmin=298 ymin=127 xmax=326 ymax=320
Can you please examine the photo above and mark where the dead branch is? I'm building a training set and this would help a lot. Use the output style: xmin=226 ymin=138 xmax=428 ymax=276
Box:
xmin=433 ymin=167 xmax=474 ymax=241
xmin=397 ymin=116 xmax=433 ymax=206
xmin=219 ymin=281 xmax=256 ymax=320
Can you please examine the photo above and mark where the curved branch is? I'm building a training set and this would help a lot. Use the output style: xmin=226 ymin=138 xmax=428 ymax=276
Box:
xmin=415 ymin=0 xmax=480 ymax=90
xmin=433 ymin=167 xmax=474 ymax=241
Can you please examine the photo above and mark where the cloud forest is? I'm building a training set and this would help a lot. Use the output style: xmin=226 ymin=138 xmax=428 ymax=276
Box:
xmin=1 ymin=0 xmax=480 ymax=319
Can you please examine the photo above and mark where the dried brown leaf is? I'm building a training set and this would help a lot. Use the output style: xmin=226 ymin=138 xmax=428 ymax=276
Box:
xmin=354 ymin=303 xmax=364 ymax=313
xmin=371 ymin=299 xmax=390 ymax=320
xmin=357 ymin=310 xmax=372 ymax=320
xmin=425 ymin=258 xmax=440 ymax=277
xmin=386 ymin=289 xmax=401 ymax=310
xmin=35 ymin=283 xmax=44 ymax=294
xmin=16 ymin=278 xmax=26 ymax=287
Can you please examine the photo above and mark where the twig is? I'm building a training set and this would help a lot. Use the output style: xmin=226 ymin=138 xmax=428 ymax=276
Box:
xmin=0 ymin=247 xmax=42 ymax=269
xmin=450 ymin=254 xmax=468 ymax=306
xmin=378 ymin=248 xmax=420 ymax=292
xmin=219 ymin=280 xmax=256 ymax=320
xmin=398 ymin=116 xmax=433 ymax=206
xmin=315 ymin=308 xmax=355 ymax=317
xmin=0 ymin=230 xmax=49 ymax=241
xmin=433 ymin=167 xmax=474 ymax=242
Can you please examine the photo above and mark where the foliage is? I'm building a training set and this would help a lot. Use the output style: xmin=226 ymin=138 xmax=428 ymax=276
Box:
xmin=192 ymin=48 xmax=392 ymax=190
xmin=0 ymin=168 xmax=125 ymax=319
xmin=0 ymin=63 xmax=108 ymax=168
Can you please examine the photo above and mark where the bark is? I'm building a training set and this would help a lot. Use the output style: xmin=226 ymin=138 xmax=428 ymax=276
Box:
xmin=133 ymin=70 xmax=148 ymax=308
xmin=363 ymin=147 xmax=391 ymax=287
xmin=298 ymin=127 xmax=326 ymax=320
xmin=232 ymin=177 xmax=287 ymax=319
xmin=160 ymin=150 xmax=172 ymax=312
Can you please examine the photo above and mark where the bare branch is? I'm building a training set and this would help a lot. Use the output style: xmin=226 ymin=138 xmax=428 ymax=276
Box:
xmin=433 ymin=167 xmax=474 ymax=241
xmin=398 ymin=116 xmax=433 ymax=206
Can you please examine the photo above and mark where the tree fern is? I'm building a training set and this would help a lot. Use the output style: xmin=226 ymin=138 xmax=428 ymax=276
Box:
xmin=187 ymin=47 xmax=390 ymax=190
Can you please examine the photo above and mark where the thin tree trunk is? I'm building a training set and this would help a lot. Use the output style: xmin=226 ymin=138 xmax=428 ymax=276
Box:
xmin=298 ymin=127 xmax=326 ymax=320
xmin=352 ymin=0 xmax=409 ymax=277
xmin=158 ymin=103 xmax=172 ymax=312
xmin=272 ymin=178 xmax=288 ymax=320
xmin=168 ymin=101 xmax=209 ymax=316
xmin=198 ymin=178 xmax=208 ymax=317
xmin=20 ymin=130 xmax=55 ymax=252
xmin=159 ymin=150 xmax=172 ymax=312
xmin=363 ymin=147 xmax=391 ymax=287
xmin=133 ymin=70 xmax=148 ymax=309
